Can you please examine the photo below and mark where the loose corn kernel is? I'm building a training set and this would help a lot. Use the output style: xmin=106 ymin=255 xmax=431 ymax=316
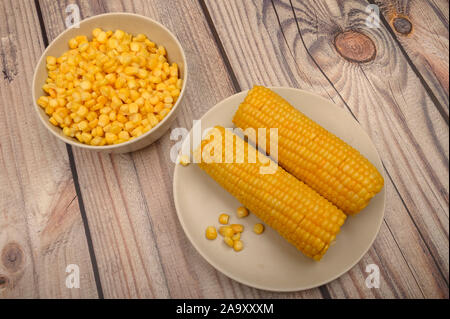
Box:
xmin=219 ymin=226 xmax=234 ymax=238
xmin=205 ymin=226 xmax=217 ymax=240
xmin=80 ymin=80 xmax=92 ymax=91
xmin=97 ymin=31 xmax=107 ymax=43
xmin=68 ymin=38 xmax=78 ymax=49
xmin=231 ymin=233 xmax=240 ymax=241
xmin=230 ymin=224 xmax=244 ymax=233
xmin=179 ymin=155 xmax=190 ymax=166
xmin=118 ymin=130 xmax=130 ymax=140
xmin=49 ymin=117 xmax=58 ymax=126
xmin=233 ymin=240 xmax=243 ymax=252
xmin=218 ymin=214 xmax=229 ymax=225
xmin=253 ymin=223 xmax=265 ymax=235
xmin=90 ymin=136 xmax=103 ymax=146
xmin=236 ymin=206 xmax=249 ymax=218
xmin=224 ymin=237 xmax=234 ymax=247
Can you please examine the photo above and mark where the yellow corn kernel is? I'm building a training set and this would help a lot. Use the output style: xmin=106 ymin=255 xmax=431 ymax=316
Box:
xmin=124 ymin=121 xmax=135 ymax=131
xmin=112 ymin=29 xmax=124 ymax=39
xmin=158 ymin=107 xmax=170 ymax=119
xmin=75 ymin=35 xmax=88 ymax=44
xmin=80 ymin=80 xmax=92 ymax=91
xmin=149 ymin=95 xmax=159 ymax=105
xmin=130 ymin=42 xmax=140 ymax=52
xmin=90 ymin=136 xmax=103 ymax=146
xmin=68 ymin=38 xmax=78 ymax=49
xmin=109 ymin=111 xmax=117 ymax=121
xmin=231 ymin=233 xmax=240 ymax=241
xmin=253 ymin=223 xmax=265 ymax=235
xmin=78 ymin=42 xmax=89 ymax=52
xmin=78 ymin=120 xmax=89 ymax=131
xmin=218 ymin=214 xmax=229 ymax=225
xmin=148 ymin=113 xmax=159 ymax=127
xmin=224 ymin=237 xmax=234 ymax=248
xmin=62 ymin=126 xmax=72 ymax=137
xmin=154 ymin=102 xmax=164 ymax=113
xmin=46 ymin=56 xmax=57 ymax=65
xmin=45 ymin=106 xmax=54 ymax=115
xmin=205 ymin=226 xmax=217 ymax=240
xmin=118 ymin=131 xmax=130 ymax=140
xmin=236 ymin=206 xmax=249 ymax=218
xmin=92 ymin=28 xmax=102 ymax=38
xmin=86 ymin=111 xmax=97 ymax=122
xmin=117 ymin=113 xmax=127 ymax=123
xmin=98 ymin=114 xmax=110 ymax=127
xmin=97 ymin=31 xmax=107 ymax=43
xmin=230 ymin=224 xmax=244 ymax=233
xmin=88 ymin=119 xmax=99 ymax=129
xmin=219 ymin=226 xmax=234 ymax=238
xmin=131 ymin=126 xmax=143 ymax=137
xmin=124 ymin=66 xmax=138 ymax=76
xmin=130 ymin=89 xmax=140 ymax=101
xmin=81 ymin=132 xmax=93 ymax=144
xmin=94 ymin=126 xmax=104 ymax=137
xmin=49 ymin=117 xmax=58 ymax=126
xmin=129 ymin=103 xmax=138 ymax=114
xmin=110 ymin=124 xmax=122 ymax=135
xmin=179 ymin=155 xmax=190 ymax=166
xmin=100 ymin=106 xmax=112 ymax=115
xmin=37 ymin=96 xmax=49 ymax=108
xmin=233 ymin=240 xmax=243 ymax=252
xmin=76 ymin=105 xmax=89 ymax=117
xmin=75 ymin=132 xmax=83 ymax=143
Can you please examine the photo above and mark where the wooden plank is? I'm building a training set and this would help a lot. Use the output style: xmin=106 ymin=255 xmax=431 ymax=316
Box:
xmin=204 ymin=0 xmax=449 ymax=298
xmin=375 ymin=0 xmax=449 ymax=114
xmin=0 ymin=0 xmax=97 ymax=298
xmin=38 ymin=0 xmax=322 ymax=298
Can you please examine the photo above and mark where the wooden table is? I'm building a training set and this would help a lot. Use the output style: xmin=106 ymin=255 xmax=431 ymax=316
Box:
xmin=0 ymin=0 xmax=448 ymax=299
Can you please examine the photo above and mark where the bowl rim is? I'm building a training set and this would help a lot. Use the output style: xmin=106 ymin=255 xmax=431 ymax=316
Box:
xmin=32 ymin=12 xmax=188 ymax=151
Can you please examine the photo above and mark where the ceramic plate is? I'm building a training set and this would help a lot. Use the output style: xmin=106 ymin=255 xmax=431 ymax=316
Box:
xmin=173 ymin=87 xmax=385 ymax=291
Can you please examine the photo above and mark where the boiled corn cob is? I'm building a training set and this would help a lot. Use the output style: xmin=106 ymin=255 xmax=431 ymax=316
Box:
xmin=233 ymin=86 xmax=384 ymax=215
xmin=194 ymin=126 xmax=346 ymax=260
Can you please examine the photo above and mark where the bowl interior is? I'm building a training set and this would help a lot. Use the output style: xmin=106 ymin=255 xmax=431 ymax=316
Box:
xmin=33 ymin=13 xmax=187 ymax=151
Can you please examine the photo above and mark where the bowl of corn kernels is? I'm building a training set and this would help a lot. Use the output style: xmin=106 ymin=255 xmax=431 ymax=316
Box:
xmin=32 ymin=13 xmax=187 ymax=153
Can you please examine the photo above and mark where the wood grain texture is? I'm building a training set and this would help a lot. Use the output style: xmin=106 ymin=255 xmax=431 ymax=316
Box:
xmin=38 ymin=0 xmax=322 ymax=299
xmin=375 ymin=0 xmax=449 ymax=113
xmin=204 ymin=0 xmax=449 ymax=298
xmin=0 ymin=0 xmax=97 ymax=298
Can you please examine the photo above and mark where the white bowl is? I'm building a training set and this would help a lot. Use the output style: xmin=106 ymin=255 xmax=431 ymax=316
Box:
xmin=32 ymin=13 xmax=187 ymax=153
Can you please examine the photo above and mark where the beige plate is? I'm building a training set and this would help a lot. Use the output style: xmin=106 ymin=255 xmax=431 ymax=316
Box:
xmin=173 ymin=87 xmax=386 ymax=292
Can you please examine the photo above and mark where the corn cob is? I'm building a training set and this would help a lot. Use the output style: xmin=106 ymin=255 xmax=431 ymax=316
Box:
xmin=232 ymin=86 xmax=384 ymax=215
xmin=194 ymin=126 xmax=347 ymax=260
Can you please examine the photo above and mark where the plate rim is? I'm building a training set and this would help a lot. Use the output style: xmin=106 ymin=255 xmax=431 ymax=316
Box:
xmin=173 ymin=87 xmax=386 ymax=292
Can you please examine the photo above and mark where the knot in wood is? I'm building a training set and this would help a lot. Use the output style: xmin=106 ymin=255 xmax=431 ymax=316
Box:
xmin=334 ymin=30 xmax=376 ymax=63
xmin=1 ymin=243 xmax=24 ymax=272
xmin=393 ymin=17 xmax=412 ymax=35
